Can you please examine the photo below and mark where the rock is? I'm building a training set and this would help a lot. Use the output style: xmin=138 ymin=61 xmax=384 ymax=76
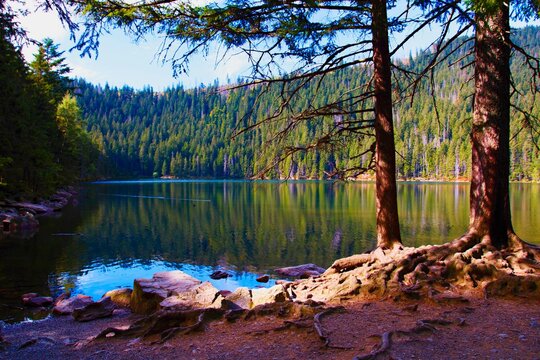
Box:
xmin=218 ymin=290 xmax=232 ymax=297
xmin=130 ymin=271 xmax=202 ymax=314
xmin=210 ymin=270 xmax=231 ymax=280
xmin=276 ymin=280 xmax=291 ymax=285
xmin=22 ymin=293 xmax=53 ymax=307
xmin=251 ymin=285 xmax=289 ymax=307
xmin=53 ymin=294 xmax=94 ymax=315
xmin=72 ymin=297 xmax=115 ymax=322
xmin=21 ymin=293 xmax=38 ymax=301
xmin=10 ymin=202 xmax=54 ymax=214
xmin=274 ymin=263 xmax=326 ymax=278
xmin=224 ymin=287 xmax=253 ymax=310
xmin=103 ymin=288 xmax=132 ymax=308
xmin=53 ymin=292 xmax=70 ymax=306
xmin=159 ymin=282 xmax=223 ymax=310
xmin=256 ymin=275 xmax=270 ymax=283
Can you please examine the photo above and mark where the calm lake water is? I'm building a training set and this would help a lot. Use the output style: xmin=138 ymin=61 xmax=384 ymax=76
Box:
xmin=0 ymin=180 xmax=538 ymax=322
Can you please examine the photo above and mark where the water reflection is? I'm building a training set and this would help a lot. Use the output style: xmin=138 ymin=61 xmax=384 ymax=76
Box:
xmin=0 ymin=180 xmax=538 ymax=322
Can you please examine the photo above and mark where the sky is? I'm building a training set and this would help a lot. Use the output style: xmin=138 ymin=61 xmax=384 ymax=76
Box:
xmin=16 ymin=1 xmax=537 ymax=91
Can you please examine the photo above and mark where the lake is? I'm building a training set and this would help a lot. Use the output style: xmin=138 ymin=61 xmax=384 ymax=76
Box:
xmin=0 ymin=180 xmax=538 ymax=322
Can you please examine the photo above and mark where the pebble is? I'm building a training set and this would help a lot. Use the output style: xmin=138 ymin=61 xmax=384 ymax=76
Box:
xmin=498 ymin=333 xmax=508 ymax=339
xmin=519 ymin=335 xmax=526 ymax=341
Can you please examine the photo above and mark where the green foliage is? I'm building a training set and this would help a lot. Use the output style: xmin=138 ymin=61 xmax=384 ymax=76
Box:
xmin=0 ymin=4 xmax=98 ymax=197
xmin=77 ymin=27 xmax=540 ymax=182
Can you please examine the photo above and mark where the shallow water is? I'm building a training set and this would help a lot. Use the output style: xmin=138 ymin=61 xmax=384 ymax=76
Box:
xmin=0 ymin=180 xmax=538 ymax=322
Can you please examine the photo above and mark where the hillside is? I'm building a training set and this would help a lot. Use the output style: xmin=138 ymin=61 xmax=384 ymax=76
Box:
xmin=77 ymin=26 xmax=540 ymax=181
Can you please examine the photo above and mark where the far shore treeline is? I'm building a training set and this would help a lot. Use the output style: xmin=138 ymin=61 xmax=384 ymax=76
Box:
xmin=1 ymin=24 xmax=539 ymax=198
xmin=78 ymin=27 xmax=539 ymax=182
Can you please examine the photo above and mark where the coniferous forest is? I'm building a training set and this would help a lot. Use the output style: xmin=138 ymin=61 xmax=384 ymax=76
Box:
xmin=77 ymin=26 xmax=540 ymax=182
xmin=1 ymin=24 xmax=539 ymax=198
xmin=0 ymin=9 xmax=97 ymax=197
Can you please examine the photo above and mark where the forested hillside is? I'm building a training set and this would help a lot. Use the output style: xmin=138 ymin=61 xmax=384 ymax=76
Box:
xmin=78 ymin=26 xmax=540 ymax=181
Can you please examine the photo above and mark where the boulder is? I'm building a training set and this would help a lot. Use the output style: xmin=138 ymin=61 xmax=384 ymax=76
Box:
xmin=223 ymin=287 xmax=253 ymax=310
xmin=10 ymin=202 xmax=53 ymax=214
xmin=72 ymin=297 xmax=115 ymax=322
xmin=210 ymin=270 xmax=231 ymax=280
xmin=130 ymin=270 xmax=202 ymax=314
xmin=53 ymin=294 xmax=94 ymax=315
xmin=251 ymin=285 xmax=289 ymax=307
xmin=159 ymin=282 xmax=223 ymax=310
xmin=22 ymin=293 xmax=53 ymax=307
xmin=103 ymin=288 xmax=132 ymax=308
xmin=274 ymin=263 xmax=326 ymax=278
xmin=53 ymin=292 xmax=70 ymax=306
xmin=256 ymin=275 xmax=270 ymax=283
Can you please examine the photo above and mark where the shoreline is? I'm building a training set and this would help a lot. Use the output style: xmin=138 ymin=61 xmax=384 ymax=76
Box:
xmin=114 ymin=175 xmax=540 ymax=184
xmin=0 ymin=187 xmax=77 ymax=235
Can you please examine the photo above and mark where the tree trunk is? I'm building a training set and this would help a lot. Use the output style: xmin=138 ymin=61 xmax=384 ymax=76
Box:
xmin=469 ymin=1 xmax=514 ymax=247
xmin=371 ymin=0 xmax=402 ymax=249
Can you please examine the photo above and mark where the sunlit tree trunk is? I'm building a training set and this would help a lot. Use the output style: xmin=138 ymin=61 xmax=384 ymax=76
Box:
xmin=371 ymin=0 xmax=402 ymax=249
xmin=469 ymin=1 xmax=514 ymax=247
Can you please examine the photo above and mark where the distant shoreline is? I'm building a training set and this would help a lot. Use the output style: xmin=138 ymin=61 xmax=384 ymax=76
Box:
xmin=86 ymin=176 xmax=540 ymax=184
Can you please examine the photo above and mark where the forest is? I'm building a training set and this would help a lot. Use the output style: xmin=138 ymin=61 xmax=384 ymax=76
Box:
xmin=76 ymin=26 xmax=540 ymax=181
xmin=1 ymin=18 xmax=539 ymax=198
xmin=0 ymin=6 xmax=97 ymax=197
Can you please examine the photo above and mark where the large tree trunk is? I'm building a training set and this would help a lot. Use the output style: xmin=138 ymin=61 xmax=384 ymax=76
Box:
xmin=469 ymin=1 xmax=514 ymax=248
xmin=371 ymin=0 xmax=402 ymax=249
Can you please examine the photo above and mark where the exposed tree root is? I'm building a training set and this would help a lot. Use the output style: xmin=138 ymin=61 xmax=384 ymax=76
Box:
xmin=353 ymin=318 xmax=453 ymax=360
xmin=289 ymin=231 xmax=540 ymax=303
xmin=18 ymin=337 xmax=56 ymax=350
xmin=95 ymin=308 xmax=224 ymax=342
xmin=91 ymin=301 xmax=333 ymax=345
xmin=312 ymin=306 xmax=349 ymax=349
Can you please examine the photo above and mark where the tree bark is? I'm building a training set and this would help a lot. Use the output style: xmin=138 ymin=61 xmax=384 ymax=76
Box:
xmin=469 ymin=1 xmax=514 ymax=247
xmin=371 ymin=0 xmax=402 ymax=249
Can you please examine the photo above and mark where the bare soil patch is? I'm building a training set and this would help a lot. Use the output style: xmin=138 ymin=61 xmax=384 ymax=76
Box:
xmin=2 ymin=297 xmax=539 ymax=359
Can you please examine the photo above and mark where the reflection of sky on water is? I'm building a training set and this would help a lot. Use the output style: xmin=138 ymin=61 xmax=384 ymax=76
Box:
xmin=56 ymin=260 xmax=277 ymax=300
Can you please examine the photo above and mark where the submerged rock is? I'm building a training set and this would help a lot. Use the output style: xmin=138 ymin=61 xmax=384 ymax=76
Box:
xmin=103 ymin=288 xmax=132 ymax=308
xmin=72 ymin=297 xmax=115 ymax=322
xmin=210 ymin=270 xmax=231 ymax=280
xmin=256 ymin=275 xmax=270 ymax=283
xmin=274 ymin=263 xmax=326 ymax=278
xmin=53 ymin=294 xmax=94 ymax=315
xmin=130 ymin=270 xmax=202 ymax=314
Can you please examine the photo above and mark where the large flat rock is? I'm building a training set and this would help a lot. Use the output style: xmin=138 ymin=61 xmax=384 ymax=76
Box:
xmin=53 ymin=295 xmax=94 ymax=315
xmin=159 ymin=282 xmax=223 ymax=310
xmin=130 ymin=270 xmax=202 ymax=314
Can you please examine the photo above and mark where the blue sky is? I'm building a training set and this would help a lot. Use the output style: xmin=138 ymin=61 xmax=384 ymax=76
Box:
xmin=18 ymin=1 xmax=536 ymax=91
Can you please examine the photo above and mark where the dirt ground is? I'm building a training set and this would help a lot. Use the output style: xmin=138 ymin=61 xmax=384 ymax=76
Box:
xmin=1 ymin=296 xmax=539 ymax=360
